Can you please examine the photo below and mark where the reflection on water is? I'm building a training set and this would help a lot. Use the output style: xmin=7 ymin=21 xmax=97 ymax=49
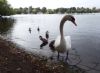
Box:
xmin=0 ymin=14 xmax=100 ymax=73
xmin=68 ymin=48 xmax=100 ymax=73
xmin=0 ymin=17 xmax=15 ymax=35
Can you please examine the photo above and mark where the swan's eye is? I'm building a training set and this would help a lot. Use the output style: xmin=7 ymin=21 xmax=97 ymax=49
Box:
xmin=71 ymin=17 xmax=75 ymax=21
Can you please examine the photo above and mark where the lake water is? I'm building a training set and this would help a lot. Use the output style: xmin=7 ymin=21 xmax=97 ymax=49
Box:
xmin=0 ymin=13 xmax=100 ymax=73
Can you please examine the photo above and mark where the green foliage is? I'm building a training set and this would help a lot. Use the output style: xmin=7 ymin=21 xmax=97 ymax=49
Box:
xmin=47 ymin=9 xmax=54 ymax=14
xmin=0 ymin=0 xmax=14 ymax=16
xmin=33 ymin=7 xmax=41 ymax=14
xmin=41 ymin=7 xmax=47 ymax=13
xmin=29 ymin=6 xmax=33 ymax=14
xmin=13 ymin=6 xmax=100 ymax=14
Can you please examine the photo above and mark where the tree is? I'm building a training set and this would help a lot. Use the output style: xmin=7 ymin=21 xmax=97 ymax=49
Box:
xmin=29 ymin=6 xmax=33 ymax=14
xmin=41 ymin=7 xmax=47 ymax=13
xmin=92 ymin=7 xmax=96 ymax=13
xmin=33 ymin=7 xmax=41 ymax=14
xmin=23 ymin=7 xmax=28 ymax=14
xmin=47 ymin=9 xmax=54 ymax=14
xmin=0 ymin=0 xmax=14 ymax=16
xmin=70 ymin=7 xmax=76 ymax=13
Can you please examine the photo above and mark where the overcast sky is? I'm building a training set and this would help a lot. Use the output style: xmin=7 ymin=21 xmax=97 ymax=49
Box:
xmin=8 ymin=0 xmax=100 ymax=9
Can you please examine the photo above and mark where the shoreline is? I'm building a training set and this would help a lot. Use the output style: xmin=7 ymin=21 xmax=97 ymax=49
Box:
xmin=0 ymin=36 xmax=85 ymax=73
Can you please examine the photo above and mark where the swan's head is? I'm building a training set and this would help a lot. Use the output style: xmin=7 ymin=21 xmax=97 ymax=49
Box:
xmin=63 ymin=15 xmax=77 ymax=26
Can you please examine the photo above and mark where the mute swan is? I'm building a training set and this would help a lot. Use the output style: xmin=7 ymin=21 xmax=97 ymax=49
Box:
xmin=50 ymin=15 xmax=77 ymax=60
xmin=37 ymin=26 xmax=40 ymax=32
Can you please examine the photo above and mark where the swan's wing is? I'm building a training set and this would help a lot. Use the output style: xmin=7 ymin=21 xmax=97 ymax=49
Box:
xmin=54 ymin=36 xmax=60 ymax=48
xmin=65 ymin=36 xmax=71 ymax=49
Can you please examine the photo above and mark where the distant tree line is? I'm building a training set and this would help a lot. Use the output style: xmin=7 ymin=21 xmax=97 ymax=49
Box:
xmin=0 ymin=0 xmax=100 ymax=16
xmin=13 ymin=6 xmax=100 ymax=14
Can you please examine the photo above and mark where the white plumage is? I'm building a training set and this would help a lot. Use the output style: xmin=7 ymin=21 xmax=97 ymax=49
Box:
xmin=49 ymin=15 xmax=77 ymax=60
xmin=54 ymin=36 xmax=71 ymax=53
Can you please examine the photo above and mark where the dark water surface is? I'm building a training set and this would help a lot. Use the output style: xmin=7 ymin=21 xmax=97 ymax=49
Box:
xmin=0 ymin=14 xmax=100 ymax=73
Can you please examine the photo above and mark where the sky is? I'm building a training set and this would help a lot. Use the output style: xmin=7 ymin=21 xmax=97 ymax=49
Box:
xmin=8 ymin=0 xmax=100 ymax=9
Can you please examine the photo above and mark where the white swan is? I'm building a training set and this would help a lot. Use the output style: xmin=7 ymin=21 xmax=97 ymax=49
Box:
xmin=52 ymin=15 xmax=77 ymax=60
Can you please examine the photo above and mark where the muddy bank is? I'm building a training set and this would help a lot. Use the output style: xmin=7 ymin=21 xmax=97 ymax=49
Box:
xmin=0 ymin=37 xmax=85 ymax=73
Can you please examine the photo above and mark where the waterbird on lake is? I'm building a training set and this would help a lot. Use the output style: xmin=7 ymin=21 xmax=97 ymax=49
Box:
xmin=49 ymin=40 xmax=55 ymax=52
xmin=49 ymin=15 xmax=77 ymax=61
xmin=29 ymin=28 xmax=31 ymax=33
xmin=45 ymin=31 xmax=49 ymax=40
xmin=39 ymin=35 xmax=48 ymax=49
xmin=37 ymin=27 xmax=40 ymax=32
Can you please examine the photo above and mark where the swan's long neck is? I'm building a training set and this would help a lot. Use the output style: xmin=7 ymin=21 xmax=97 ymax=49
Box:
xmin=60 ymin=18 xmax=67 ymax=39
